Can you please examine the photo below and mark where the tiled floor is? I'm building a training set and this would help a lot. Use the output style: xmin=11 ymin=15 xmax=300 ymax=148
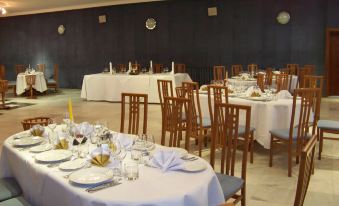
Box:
xmin=1 ymin=89 xmax=339 ymax=206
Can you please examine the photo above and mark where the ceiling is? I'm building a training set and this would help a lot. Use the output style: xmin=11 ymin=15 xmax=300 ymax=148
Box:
xmin=0 ymin=0 xmax=163 ymax=17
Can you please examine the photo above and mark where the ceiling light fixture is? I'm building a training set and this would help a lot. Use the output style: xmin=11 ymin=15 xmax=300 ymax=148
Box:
xmin=0 ymin=7 xmax=6 ymax=15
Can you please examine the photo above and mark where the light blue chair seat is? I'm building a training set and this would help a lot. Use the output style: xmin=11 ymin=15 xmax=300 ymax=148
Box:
xmin=0 ymin=178 xmax=22 ymax=202
xmin=317 ymin=120 xmax=339 ymax=131
xmin=216 ymin=173 xmax=244 ymax=200
xmin=238 ymin=125 xmax=255 ymax=136
xmin=47 ymin=79 xmax=56 ymax=84
xmin=7 ymin=81 xmax=16 ymax=86
xmin=197 ymin=117 xmax=211 ymax=128
xmin=270 ymin=128 xmax=312 ymax=140
xmin=0 ymin=196 xmax=31 ymax=206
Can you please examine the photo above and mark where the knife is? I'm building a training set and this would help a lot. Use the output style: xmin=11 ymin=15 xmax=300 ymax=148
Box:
xmin=86 ymin=181 xmax=121 ymax=193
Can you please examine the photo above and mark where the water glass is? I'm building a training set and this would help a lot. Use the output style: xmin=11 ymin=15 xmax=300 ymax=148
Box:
xmin=78 ymin=143 xmax=89 ymax=158
xmin=124 ymin=162 xmax=139 ymax=181
xmin=131 ymin=150 xmax=142 ymax=162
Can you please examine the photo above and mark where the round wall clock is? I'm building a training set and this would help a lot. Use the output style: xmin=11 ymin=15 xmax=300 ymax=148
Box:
xmin=58 ymin=25 xmax=65 ymax=35
xmin=276 ymin=11 xmax=290 ymax=25
xmin=146 ymin=18 xmax=156 ymax=30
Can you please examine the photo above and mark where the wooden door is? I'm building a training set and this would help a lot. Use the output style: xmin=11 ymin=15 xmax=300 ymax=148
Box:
xmin=326 ymin=28 xmax=339 ymax=96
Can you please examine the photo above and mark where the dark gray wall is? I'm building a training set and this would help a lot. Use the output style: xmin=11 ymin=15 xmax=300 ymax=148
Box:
xmin=0 ymin=0 xmax=338 ymax=88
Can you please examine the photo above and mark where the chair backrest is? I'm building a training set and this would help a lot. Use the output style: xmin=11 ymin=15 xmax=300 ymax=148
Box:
xmin=248 ymin=64 xmax=258 ymax=74
xmin=117 ymin=64 xmax=127 ymax=73
xmin=0 ymin=80 xmax=8 ymax=92
xmin=53 ymin=64 xmax=59 ymax=82
xmin=37 ymin=64 xmax=45 ymax=73
xmin=175 ymin=86 xmax=186 ymax=98
xmin=210 ymin=103 xmax=251 ymax=182
xmin=174 ymin=63 xmax=186 ymax=73
xmin=213 ymin=66 xmax=225 ymax=81
xmin=131 ymin=63 xmax=141 ymax=71
xmin=265 ymin=68 xmax=273 ymax=85
xmin=157 ymin=79 xmax=174 ymax=111
xmin=0 ymin=65 xmax=5 ymax=80
xmin=280 ymin=68 xmax=290 ymax=74
xmin=287 ymin=64 xmax=299 ymax=75
xmin=21 ymin=117 xmax=53 ymax=130
xmin=303 ymin=75 xmax=323 ymax=91
xmin=275 ymin=73 xmax=290 ymax=92
xmin=290 ymin=88 xmax=320 ymax=155
xmin=294 ymin=134 xmax=317 ymax=206
xmin=120 ymin=93 xmax=148 ymax=135
xmin=153 ymin=64 xmax=163 ymax=73
xmin=15 ymin=64 xmax=25 ymax=75
xmin=25 ymin=75 xmax=36 ymax=86
xmin=257 ymin=73 xmax=265 ymax=92
xmin=207 ymin=85 xmax=229 ymax=127
xmin=303 ymin=65 xmax=315 ymax=75
xmin=162 ymin=96 xmax=192 ymax=150
xmin=298 ymin=68 xmax=306 ymax=88
xmin=231 ymin=65 xmax=243 ymax=76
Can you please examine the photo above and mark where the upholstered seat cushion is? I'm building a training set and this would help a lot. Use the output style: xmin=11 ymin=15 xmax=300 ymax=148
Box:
xmin=7 ymin=81 xmax=16 ymax=86
xmin=216 ymin=173 xmax=244 ymax=200
xmin=47 ymin=79 xmax=56 ymax=84
xmin=270 ymin=128 xmax=312 ymax=140
xmin=317 ymin=120 xmax=339 ymax=131
xmin=238 ymin=125 xmax=255 ymax=136
xmin=0 ymin=196 xmax=31 ymax=206
xmin=0 ymin=178 xmax=22 ymax=201
xmin=197 ymin=117 xmax=211 ymax=128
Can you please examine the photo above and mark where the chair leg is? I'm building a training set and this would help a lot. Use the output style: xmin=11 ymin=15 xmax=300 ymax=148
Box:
xmin=241 ymin=187 xmax=246 ymax=206
xmin=288 ymin=145 xmax=292 ymax=177
xmin=198 ymin=135 xmax=202 ymax=157
xmin=269 ymin=135 xmax=273 ymax=167
xmin=250 ymin=131 xmax=254 ymax=164
xmin=318 ymin=129 xmax=323 ymax=160
xmin=13 ymin=86 xmax=17 ymax=96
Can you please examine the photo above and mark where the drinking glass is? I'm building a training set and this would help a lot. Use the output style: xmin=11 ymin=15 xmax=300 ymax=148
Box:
xmin=78 ymin=143 xmax=89 ymax=158
xmin=124 ymin=162 xmax=139 ymax=181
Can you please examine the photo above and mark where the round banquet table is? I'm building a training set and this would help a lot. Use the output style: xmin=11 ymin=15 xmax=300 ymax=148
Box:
xmin=0 ymin=129 xmax=225 ymax=206
xmin=16 ymin=72 xmax=48 ymax=95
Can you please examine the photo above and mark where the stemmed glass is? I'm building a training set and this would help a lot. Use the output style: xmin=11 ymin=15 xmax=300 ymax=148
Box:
xmin=47 ymin=119 xmax=57 ymax=144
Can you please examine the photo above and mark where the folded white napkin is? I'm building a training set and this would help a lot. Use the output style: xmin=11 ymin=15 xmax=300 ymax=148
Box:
xmin=245 ymin=86 xmax=262 ymax=97
xmin=71 ymin=122 xmax=94 ymax=137
xmin=273 ymin=71 xmax=281 ymax=74
xmin=150 ymin=150 xmax=184 ymax=172
xmin=117 ymin=133 xmax=136 ymax=148
xmin=276 ymin=90 xmax=292 ymax=99
xmin=30 ymin=125 xmax=46 ymax=137
xmin=199 ymin=85 xmax=208 ymax=91
xmin=90 ymin=144 xmax=110 ymax=158
xmin=240 ymin=73 xmax=250 ymax=80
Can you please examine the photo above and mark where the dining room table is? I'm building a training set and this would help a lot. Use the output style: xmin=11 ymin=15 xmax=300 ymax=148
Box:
xmin=80 ymin=72 xmax=192 ymax=103
xmin=16 ymin=71 xmax=47 ymax=95
xmin=0 ymin=126 xmax=225 ymax=206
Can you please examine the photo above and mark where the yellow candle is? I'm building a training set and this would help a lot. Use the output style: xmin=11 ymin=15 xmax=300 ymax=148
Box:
xmin=68 ymin=98 xmax=74 ymax=122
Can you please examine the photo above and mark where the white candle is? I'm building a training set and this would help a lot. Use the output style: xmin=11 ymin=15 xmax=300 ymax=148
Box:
xmin=109 ymin=62 xmax=112 ymax=74
xmin=128 ymin=62 xmax=132 ymax=72
xmin=150 ymin=60 xmax=153 ymax=69
xmin=171 ymin=62 xmax=175 ymax=74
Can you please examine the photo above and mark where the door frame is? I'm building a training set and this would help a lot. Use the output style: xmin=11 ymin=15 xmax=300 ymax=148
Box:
xmin=325 ymin=28 xmax=339 ymax=96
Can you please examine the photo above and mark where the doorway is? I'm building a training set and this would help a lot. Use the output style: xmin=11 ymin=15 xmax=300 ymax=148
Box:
xmin=326 ymin=28 xmax=339 ymax=96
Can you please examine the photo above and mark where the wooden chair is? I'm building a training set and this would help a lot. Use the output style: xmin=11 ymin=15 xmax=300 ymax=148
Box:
xmin=317 ymin=119 xmax=339 ymax=160
xmin=275 ymin=73 xmax=290 ymax=92
xmin=25 ymin=75 xmax=36 ymax=99
xmin=213 ymin=66 xmax=226 ymax=81
xmin=265 ymin=68 xmax=273 ymax=86
xmin=303 ymin=75 xmax=323 ymax=90
xmin=0 ymin=80 xmax=9 ymax=109
xmin=174 ymin=63 xmax=186 ymax=73
xmin=287 ymin=64 xmax=299 ymax=75
xmin=294 ymin=134 xmax=317 ymax=206
xmin=157 ymin=79 xmax=174 ymax=145
xmin=175 ymin=86 xmax=186 ymax=98
xmin=269 ymin=88 xmax=321 ymax=177
xmin=117 ymin=64 xmax=127 ymax=73
xmin=211 ymin=103 xmax=251 ymax=206
xmin=0 ymin=65 xmax=4 ymax=79
xmin=298 ymin=68 xmax=306 ymax=88
xmin=162 ymin=96 xmax=192 ymax=150
xmin=1 ymin=65 xmax=17 ymax=96
xmin=182 ymin=81 xmax=211 ymax=156
xmin=231 ymin=65 xmax=243 ymax=77
xmin=36 ymin=64 xmax=45 ymax=73
xmin=131 ymin=63 xmax=141 ymax=71
xmin=303 ymin=65 xmax=315 ymax=75
xmin=247 ymin=64 xmax=258 ymax=75
xmin=280 ymin=68 xmax=290 ymax=74
xmin=256 ymin=73 xmax=265 ymax=92
xmin=47 ymin=64 xmax=59 ymax=91
xmin=153 ymin=64 xmax=163 ymax=73
xmin=15 ymin=64 xmax=25 ymax=75
xmin=21 ymin=117 xmax=53 ymax=130
xmin=120 ymin=93 xmax=148 ymax=135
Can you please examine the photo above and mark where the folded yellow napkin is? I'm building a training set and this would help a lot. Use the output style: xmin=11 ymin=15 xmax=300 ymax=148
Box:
xmin=91 ymin=154 xmax=110 ymax=167
xmin=55 ymin=139 xmax=69 ymax=149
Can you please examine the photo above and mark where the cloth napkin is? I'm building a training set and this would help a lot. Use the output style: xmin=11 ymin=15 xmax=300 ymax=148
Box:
xmin=276 ymin=90 xmax=292 ymax=99
xmin=30 ymin=125 xmax=45 ymax=137
xmin=240 ymin=73 xmax=250 ymax=80
xmin=199 ymin=85 xmax=208 ymax=91
xmin=117 ymin=133 xmax=136 ymax=149
xmin=273 ymin=71 xmax=281 ymax=74
xmin=90 ymin=145 xmax=111 ymax=167
xmin=55 ymin=132 xmax=69 ymax=149
xmin=71 ymin=122 xmax=94 ymax=138
xmin=245 ymin=86 xmax=262 ymax=97
xmin=150 ymin=150 xmax=184 ymax=172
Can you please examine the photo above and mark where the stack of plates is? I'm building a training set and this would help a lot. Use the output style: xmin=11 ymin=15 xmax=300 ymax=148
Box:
xmin=35 ymin=150 xmax=73 ymax=163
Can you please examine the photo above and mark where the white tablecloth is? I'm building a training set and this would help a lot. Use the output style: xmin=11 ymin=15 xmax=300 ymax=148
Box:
xmin=16 ymin=72 xmax=48 ymax=95
xmin=0 ymin=132 xmax=224 ymax=206
xmin=81 ymin=73 xmax=192 ymax=103
xmin=199 ymin=95 xmax=308 ymax=149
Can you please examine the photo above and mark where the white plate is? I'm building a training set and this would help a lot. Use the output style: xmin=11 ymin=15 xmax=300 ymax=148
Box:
xmin=30 ymin=144 xmax=53 ymax=153
xmin=59 ymin=159 xmax=87 ymax=171
xmin=69 ymin=167 xmax=113 ymax=185
xmin=35 ymin=150 xmax=73 ymax=163
xmin=13 ymin=136 xmax=44 ymax=147
xmin=181 ymin=161 xmax=207 ymax=172
xmin=247 ymin=96 xmax=267 ymax=101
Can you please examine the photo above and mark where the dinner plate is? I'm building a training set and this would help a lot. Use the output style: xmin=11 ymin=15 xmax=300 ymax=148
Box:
xmin=30 ymin=144 xmax=53 ymax=153
xmin=13 ymin=136 xmax=44 ymax=147
xmin=69 ymin=167 xmax=113 ymax=185
xmin=247 ymin=96 xmax=268 ymax=101
xmin=35 ymin=150 xmax=73 ymax=163
xmin=59 ymin=159 xmax=87 ymax=171
xmin=181 ymin=161 xmax=207 ymax=172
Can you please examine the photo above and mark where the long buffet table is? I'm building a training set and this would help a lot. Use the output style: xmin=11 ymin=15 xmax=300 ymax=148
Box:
xmin=0 ymin=129 xmax=224 ymax=206
xmin=80 ymin=73 xmax=192 ymax=103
